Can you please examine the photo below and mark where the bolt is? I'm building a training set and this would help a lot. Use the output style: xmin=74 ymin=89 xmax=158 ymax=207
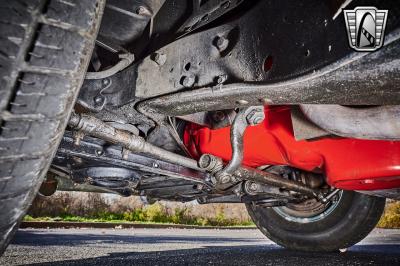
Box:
xmin=135 ymin=6 xmax=149 ymax=15
xmin=220 ymin=173 xmax=232 ymax=184
xmin=212 ymin=111 xmax=226 ymax=122
xmin=152 ymin=162 xmax=159 ymax=168
xmin=249 ymin=182 xmax=259 ymax=192
xmin=102 ymin=78 xmax=110 ymax=86
xmin=198 ymin=154 xmax=213 ymax=169
xmin=181 ymin=75 xmax=195 ymax=88
xmin=215 ymin=36 xmax=229 ymax=51
xmin=93 ymin=95 xmax=104 ymax=107
xmin=198 ymin=154 xmax=223 ymax=173
xmin=217 ymin=74 xmax=228 ymax=84
xmin=95 ymin=149 xmax=103 ymax=156
xmin=246 ymin=107 xmax=265 ymax=126
xmin=221 ymin=1 xmax=230 ymax=9
xmin=152 ymin=52 xmax=167 ymax=66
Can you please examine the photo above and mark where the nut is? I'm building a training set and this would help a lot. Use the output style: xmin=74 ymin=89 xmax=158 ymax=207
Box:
xmin=181 ymin=75 xmax=196 ymax=88
xmin=93 ymin=95 xmax=105 ymax=107
xmin=198 ymin=154 xmax=223 ymax=173
xmin=135 ymin=6 xmax=150 ymax=16
xmin=212 ymin=111 xmax=226 ymax=122
xmin=217 ymin=74 xmax=228 ymax=84
xmin=152 ymin=52 xmax=167 ymax=66
xmin=249 ymin=182 xmax=259 ymax=192
xmin=246 ymin=107 xmax=265 ymax=126
xmin=215 ymin=36 xmax=229 ymax=51
xmin=219 ymin=173 xmax=232 ymax=184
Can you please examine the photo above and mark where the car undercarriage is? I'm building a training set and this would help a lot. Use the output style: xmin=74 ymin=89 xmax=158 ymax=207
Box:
xmin=44 ymin=0 xmax=400 ymax=202
xmin=1 ymin=0 xmax=400 ymax=253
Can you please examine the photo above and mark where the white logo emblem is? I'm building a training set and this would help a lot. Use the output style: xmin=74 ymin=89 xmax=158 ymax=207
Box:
xmin=343 ymin=7 xmax=388 ymax=51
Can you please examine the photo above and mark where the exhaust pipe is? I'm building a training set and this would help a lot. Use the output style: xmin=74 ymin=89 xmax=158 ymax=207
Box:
xmin=300 ymin=105 xmax=400 ymax=140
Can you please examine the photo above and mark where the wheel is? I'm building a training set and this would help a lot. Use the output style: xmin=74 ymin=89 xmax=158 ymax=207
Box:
xmin=246 ymin=190 xmax=385 ymax=252
xmin=0 ymin=0 xmax=105 ymax=254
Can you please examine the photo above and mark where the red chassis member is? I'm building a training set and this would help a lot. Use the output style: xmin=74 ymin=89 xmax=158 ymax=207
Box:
xmin=184 ymin=106 xmax=400 ymax=191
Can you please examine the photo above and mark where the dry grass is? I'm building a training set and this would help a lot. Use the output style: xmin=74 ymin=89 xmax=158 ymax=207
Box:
xmin=377 ymin=200 xmax=400 ymax=229
xmin=27 ymin=192 xmax=253 ymax=226
xmin=28 ymin=192 xmax=400 ymax=228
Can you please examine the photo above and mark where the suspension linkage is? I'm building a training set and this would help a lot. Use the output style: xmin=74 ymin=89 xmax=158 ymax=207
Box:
xmin=198 ymin=153 xmax=322 ymax=198
xmin=68 ymin=113 xmax=201 ymax=171
xmin=208 ymin=106 xmax=265 ymax=186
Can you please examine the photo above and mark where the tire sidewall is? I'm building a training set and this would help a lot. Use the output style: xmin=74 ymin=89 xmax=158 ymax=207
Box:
xmin=246 ymin=191 xmax=386 ymax=251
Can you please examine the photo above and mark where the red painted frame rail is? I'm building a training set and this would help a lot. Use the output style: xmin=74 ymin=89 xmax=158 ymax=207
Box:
xmin=184 ymin=106 xmax=400 ymax=190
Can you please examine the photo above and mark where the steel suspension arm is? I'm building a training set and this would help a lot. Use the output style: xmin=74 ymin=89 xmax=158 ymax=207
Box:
xmin=68 ymin=113 xmax=201 ymax=171
xmin=198 ymin=154 xmax=322 ymax=198
xmin=234 ymin=167 xmax=320 ymax=198
xmin=67 ymin=113 xmax=322 ymax=198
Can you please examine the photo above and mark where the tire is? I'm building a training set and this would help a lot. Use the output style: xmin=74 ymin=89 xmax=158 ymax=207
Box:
xmin=0 ymin=0 xmax=105 ymax=254
xmin=246 ymin=191 xmax=385 ymax=252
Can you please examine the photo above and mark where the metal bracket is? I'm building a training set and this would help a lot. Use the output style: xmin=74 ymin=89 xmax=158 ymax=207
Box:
xmin=198 ymin=106 xmax=265 ymax=187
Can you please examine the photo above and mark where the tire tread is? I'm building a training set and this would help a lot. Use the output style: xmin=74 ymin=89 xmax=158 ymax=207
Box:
xmin=0 ymin=0 xmax=105 ymax=255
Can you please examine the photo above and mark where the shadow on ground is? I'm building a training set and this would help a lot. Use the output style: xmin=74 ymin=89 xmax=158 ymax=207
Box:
xmin=8 ymin=230 xmax=400 ymax=266
xmin=11 ymin=230 xmax=253 ymax=246
xmin=29 ymin=245 xmax=400 ymax=266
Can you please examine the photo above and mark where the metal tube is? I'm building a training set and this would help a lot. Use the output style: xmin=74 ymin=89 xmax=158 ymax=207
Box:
xmin=300 ymin=105 xmax=400 ymax=140
xmin=233 ymin=167 xmax=320 ymax=197
xmin=222 ymin=108 xmax=248 ymax=174
xmin=198 ymin=153 xmax=321 ymax=197
xmin=222 ymin=106 xmax=264 ymax=175
xmin=85 ymin=53 xmax=135 ymax=79
xmin=321 ymin=188 xmax=341 ymax=203
xmin=68 ymin=113 xmax=201 ymax=171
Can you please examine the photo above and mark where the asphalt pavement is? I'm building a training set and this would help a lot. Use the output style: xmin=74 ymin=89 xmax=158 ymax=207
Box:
xmin=1 ymin=228 xmax=399 ymax=265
